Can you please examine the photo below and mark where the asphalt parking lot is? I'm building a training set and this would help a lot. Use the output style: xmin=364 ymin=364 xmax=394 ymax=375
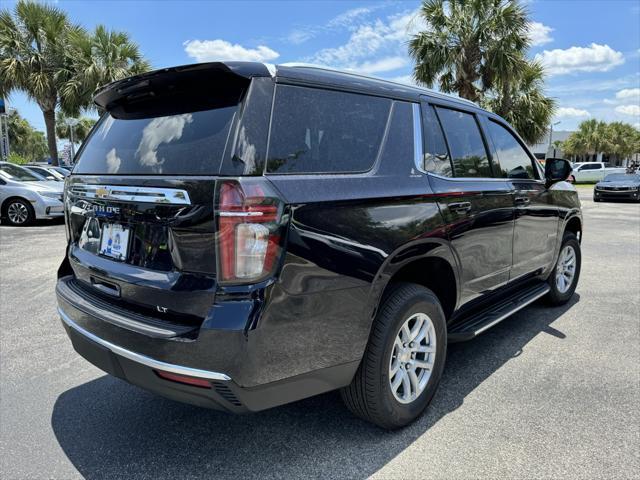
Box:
xmin=1 ymin=187 xmax=638 ymax=479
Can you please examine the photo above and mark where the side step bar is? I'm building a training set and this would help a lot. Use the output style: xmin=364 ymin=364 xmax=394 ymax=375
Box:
xmin=448 ymin=282 xmax=551 ymax=343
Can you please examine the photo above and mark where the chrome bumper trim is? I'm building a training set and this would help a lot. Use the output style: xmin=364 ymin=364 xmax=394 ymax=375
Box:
xmin=67 ymin=184 xmax=192 ymax=205
xmin=58 ymin=307 xmax=231 ymax=381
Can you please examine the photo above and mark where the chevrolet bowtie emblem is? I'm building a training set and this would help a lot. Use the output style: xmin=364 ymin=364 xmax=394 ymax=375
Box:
xmin=95 ymin=187 xmax=110 ymax=198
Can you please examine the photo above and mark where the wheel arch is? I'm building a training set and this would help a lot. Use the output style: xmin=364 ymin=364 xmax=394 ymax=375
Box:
xmin=1 ymin=196 xmax=34 ymax=217
xmin=564 ymin=214 xmax=582 ymax=242
xmin=367 ymin=239 xmax=460 ymax=326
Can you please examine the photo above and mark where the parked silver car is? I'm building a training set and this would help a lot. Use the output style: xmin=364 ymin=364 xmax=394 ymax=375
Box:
xmin=24 ymin=164 xmax=67 ymax=182
xmin=0 ymin=162 xmax=64 ymax=226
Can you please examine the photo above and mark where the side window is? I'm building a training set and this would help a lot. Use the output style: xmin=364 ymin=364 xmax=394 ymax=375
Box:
xmin=487 ymin=120 xmax=536 ymax=179
xmin=581 ymin=163 xmax=600 ymax=170
xmin=435 ymin=107 xmax=491 ymax=178
xmin=267 ymin=85 xmax=392 ymax=174
xmin=376 ymin=101 xmax=415 ymax=175
xmin=421 ymin=105 xmax=453 ymax=177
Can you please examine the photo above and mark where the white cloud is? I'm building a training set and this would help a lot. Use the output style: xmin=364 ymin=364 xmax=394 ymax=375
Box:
xmin=616 ymin=88 xmax=640 ymax=99
xmin=309 ymin=9 xmax=423 ymax=68
xmin=556 ymin=107 xmax=591 ymax=118
xmin=535 ymin=43 xmax=624 ymax=75
xmin=184 ymin=39 xmax=279 ymax=62
xmin=615 ymin=105 xmax=640 ymax=116
xmin=327 ymin=7 xmax=372 ymax=28
xmin=286 ymin=5 xmax=381 ymax=44
xmin=528 ymin=22 xmax=553 ymax=46
xmin=387 ymin=74 xmax=415 ymax=85
xmin=136 ymin=114 xmax=193 ymax=172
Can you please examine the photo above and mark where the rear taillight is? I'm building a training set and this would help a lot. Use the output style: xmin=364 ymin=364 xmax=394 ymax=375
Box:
xmin=215 ymin=179 xmax=286 ymax=284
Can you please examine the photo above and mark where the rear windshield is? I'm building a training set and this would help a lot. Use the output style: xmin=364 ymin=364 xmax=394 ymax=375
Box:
xmin=74 ymin=106 xmax=238 ymax=175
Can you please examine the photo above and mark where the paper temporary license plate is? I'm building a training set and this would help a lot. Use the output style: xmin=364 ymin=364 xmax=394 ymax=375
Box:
xmin=99 ymin=223 xmax=130 ymax=261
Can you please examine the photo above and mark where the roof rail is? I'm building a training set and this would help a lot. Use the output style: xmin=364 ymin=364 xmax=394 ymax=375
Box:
xmin=276 ymin=62 xmax=478 ymax=107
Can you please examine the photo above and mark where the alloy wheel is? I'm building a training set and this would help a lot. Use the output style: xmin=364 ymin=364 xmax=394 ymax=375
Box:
xmin=555 ymin=245 xmax=577 ymax=293
xmin=7 ymin=202 xmax=29 ymax=225
xmin=388 ymin=312 xmax=436 ymax=404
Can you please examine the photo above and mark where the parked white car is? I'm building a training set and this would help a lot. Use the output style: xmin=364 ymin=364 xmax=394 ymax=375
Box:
xmin=0 ymin=162 xmax=64 ymax=226
xmin=569 ymin=162 xmax=626 ymax=183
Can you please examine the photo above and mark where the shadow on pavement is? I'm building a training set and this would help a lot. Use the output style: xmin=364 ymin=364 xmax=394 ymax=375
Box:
xmin=51 ymin=295 xmax=579 ymax=479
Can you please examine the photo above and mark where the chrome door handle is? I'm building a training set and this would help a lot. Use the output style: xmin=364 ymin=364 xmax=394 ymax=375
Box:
xmin=515 ymin=196 xmax=530 ymax=206
xmin=449 ymin=201 xmax=472 ymax=214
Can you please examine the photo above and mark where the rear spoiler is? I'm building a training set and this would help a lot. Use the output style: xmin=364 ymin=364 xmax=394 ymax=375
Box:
xmin=94 ymin=62 xmax=272 ymax=119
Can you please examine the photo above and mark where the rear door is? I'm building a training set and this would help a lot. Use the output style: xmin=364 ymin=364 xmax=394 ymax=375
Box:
xmin=65 ymin=67 xmax=272 ymax=326
xmin=482 ymin=118 xmax=559 ymax=280
xmin=422 ymin=103 xmax=514 ymax=305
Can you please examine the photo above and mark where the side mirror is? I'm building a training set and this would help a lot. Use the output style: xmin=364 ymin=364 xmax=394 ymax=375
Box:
xmin=545 ymin=158 xmax=572 ymax=187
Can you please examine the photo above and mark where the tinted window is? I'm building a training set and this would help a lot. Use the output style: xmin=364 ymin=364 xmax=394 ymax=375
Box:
xmin=422 ymin=105 xmax=453 ymax=176
xmin=74 ymin=107 xmax=238 ymax=175
xmin=487 ymin=121 xmax=535 ymax=179
xmin=436 ymin=107 xmax=491 ymax=178
xmin=376 ymin=102 xmax=414 ymax=175
xmin=580 ymin=163 xmax=601 ymax=170
xmin=267 ymin=86 xmax=391 ymax=174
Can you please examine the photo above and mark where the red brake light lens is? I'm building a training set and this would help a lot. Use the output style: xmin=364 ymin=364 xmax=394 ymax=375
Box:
xmin=216 ymin=180 xmax=284 ymax=283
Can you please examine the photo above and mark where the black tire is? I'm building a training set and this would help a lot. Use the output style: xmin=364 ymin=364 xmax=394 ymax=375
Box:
xmin=3 ymin=198 xmax=35 ymax=226
xmin=546 ymin=232 xmax=581 ymax=305
xmin=593 ymin=196 xmax=600 ymax=202
xmin=340 ymin=282 xmax=447 ymax=429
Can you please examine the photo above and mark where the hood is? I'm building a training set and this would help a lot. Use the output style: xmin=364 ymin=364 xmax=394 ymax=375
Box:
xmin=23 ymin=180 xmax=64 ymax=192
xmin=597 ymin=180 xmax=640 ymax=187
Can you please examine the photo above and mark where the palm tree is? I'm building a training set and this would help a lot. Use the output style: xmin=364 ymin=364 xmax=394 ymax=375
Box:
xmin=5 ymin=108 xmax=48 ymax=161
xmin=0 ymin=1 xmax=80 ymax=164
xmin=409 ymin=0 xmax=530 ymax=102
xmin=606 ymin=122 xmax=640 ymax=164
xmin=61 ymin=25 xmax=151 ymax=115
xmin=482 ymin=61 xmax=555 ymax=144
xmin=0 ymin=1 xmax=150 ymax=165
xmin=562 ymin=119 xmax=611 ymax=161
xmin=55 ymin=112 xmax=96 ymax=144
xmin=409 ymin=0 xmax=555 ymax=144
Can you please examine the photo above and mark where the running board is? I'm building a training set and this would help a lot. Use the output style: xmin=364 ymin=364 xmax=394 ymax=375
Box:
xmin=448 ymin=283 xmax=550 ymax=343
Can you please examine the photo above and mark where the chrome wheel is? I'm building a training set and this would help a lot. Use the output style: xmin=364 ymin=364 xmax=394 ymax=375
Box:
xmin=555 ymin=245 xmax=576 ymax=294
xmin=389 ymin=312 xmax=436 ymax=404
xmin=7 ymin=201 xmax=29 ymax=225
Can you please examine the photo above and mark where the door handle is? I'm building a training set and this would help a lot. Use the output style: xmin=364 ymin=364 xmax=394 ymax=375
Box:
xmin=515 ymin=196 xmax=530 ymax=206
xmin=449 ymin=201 xmax=472 ymax=214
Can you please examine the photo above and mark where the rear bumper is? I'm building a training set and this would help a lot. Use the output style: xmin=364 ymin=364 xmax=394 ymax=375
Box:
xmin=57 ymin=278 xmax=358 ymax=412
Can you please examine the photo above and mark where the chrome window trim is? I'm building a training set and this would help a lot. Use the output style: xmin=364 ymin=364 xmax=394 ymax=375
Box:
xmin=68 ymin=184 xmax=191 ymax=205
xmin=412 ymin=103 xmax=424 ymax=173
xmin=58 ymin=308 xmax=232 ymax=381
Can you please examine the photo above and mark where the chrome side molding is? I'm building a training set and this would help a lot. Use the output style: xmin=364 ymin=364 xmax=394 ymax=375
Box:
xmin=58 ymin=308 xmax=232 ymax=381
xmin=68 ymin=184 xmax=192 ymax=205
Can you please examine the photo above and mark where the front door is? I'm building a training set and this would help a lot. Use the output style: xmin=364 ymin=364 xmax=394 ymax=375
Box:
xmin=423 ymin=104 xmax=515 ymax=305
xmin=482 ymin=119 xmax=559 ymax=280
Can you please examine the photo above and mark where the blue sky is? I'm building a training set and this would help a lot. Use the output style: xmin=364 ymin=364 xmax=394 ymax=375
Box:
xmin=5 ymin=0 xmax=640 ymax=134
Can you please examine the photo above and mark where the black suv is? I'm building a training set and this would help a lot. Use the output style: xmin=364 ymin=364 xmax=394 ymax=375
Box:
xmin=56 ymin=62 xmax=581 ymax=429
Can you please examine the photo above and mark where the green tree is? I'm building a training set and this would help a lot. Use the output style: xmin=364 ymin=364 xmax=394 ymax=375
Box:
xmin=481 ymin=62 xmax=556 ymax=145
xmin=606 ymin=121 xmax=640 ymax=163
xmin=55 ymin=113 xmax=97 ymax=144
xmin=0 ymin=1 xmax=150 ymax=165
xmin=562 ymin=119 xmax=611 ymax=160
xmin=409 ymin=0 xmax=555 ymax=144
xmin=60 ymin=24 xmax=151 ymax=115
xmin=5 ymin=109 xmax=48 ymax=162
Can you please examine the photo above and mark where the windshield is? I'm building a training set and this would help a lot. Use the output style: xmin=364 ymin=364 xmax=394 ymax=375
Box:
xmin=74 ymin=106 xmax=239 ymax=175
xmin=0 ymin=163 xmax=43 ymax=182
xmin=604 ymin=174 xmax=640 ymax=182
